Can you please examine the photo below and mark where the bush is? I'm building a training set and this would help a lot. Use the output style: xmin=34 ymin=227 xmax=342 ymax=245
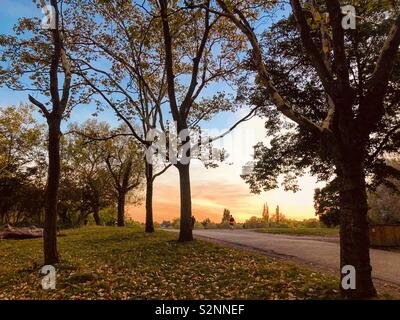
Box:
xmin=302 ymin=218 xmax=321 ymax=228
xmin=204 ymin=222 xmax=218 ymax=229
xmin=269 ymin=222 xmax=289 ymax=228
xmin=153 ymin=222 xmax=160 ymax=229
xmin=125 ymin=219 xmax=143 ymax=228
xmin=244 ymin=216 xmax=269 ymax=229
xmin=194 ymin=222 xmax=204 ymax=229
xmin=217 ymin=222 xmax=230 ymax=229
xmin=98 ymin=207 xmax=118 ymax=226
xmin=171 ymin=218 xmax=180 ymax=229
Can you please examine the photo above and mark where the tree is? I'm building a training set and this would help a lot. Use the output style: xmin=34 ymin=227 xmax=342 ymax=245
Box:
xmin=66 ymin=120 xmax=144 ymax=227
xmin=63 ymin=121 xmax=115 ymax=226
xmin=0 ymin=105 xmax=46 ymax=225
xmin=157 ymin=0 xmax=248 ymax=241
xmin=314 ymin=179 xmax=341 ymax=228
xmin=221 ymin=208 xmax=231 ymax=223
xmin=63 ymin=0 xmax=173 ymax=233
xmin=201 ymin=218 xmax=211 ymax=228
xmin=314 ymin=157 xmax=400 ymax=227
xmin=0 ymin=0 xmax=73 ymax=264
xmin=368 ymin=156 xmax=400 ymax=224
xmin=238 ymin=4 xmax=400 ymax=196
xmin=215 ymin=0 xmax=400 ymax=297
xmin=66 ymin=0 xmax=253 ymax=239
xmin=369 ymin=189 xmax=400 ymax=225
xmin=244 ymin=216 xmax=268 ymax=228
xmin=102 ymin=127 xmax=144 ymax=227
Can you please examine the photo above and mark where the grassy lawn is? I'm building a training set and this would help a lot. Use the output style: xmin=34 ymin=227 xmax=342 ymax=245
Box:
xmin=0 ymin=226 xmax=341 ymax=300
xmin=254 ymin=227 xmax=339 ymax=237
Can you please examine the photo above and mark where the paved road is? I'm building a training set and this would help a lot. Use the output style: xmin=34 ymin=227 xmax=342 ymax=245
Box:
xmin=188 ymin=229 xmax=400 ymax=287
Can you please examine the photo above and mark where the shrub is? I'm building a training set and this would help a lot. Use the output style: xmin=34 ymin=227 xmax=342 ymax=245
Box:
xmin=244 ymin=216 xmax=269 ymax=229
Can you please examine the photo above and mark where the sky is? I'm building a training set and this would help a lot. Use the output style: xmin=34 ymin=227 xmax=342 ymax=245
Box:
xmin=127 ymin=112 xmax=325 ymax=223
xmin=0 ymin=1 xmax=324 ymax=223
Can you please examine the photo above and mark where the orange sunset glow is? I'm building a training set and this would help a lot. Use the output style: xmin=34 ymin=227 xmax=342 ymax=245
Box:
xmin=127 ymin=116 xmax=324 ymax=223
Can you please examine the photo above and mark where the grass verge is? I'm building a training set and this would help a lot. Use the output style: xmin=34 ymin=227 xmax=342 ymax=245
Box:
xmin=254 ymin=227 xmax=339 ymax=237
xmin=0 ymin=226 xmax=341 ymax=299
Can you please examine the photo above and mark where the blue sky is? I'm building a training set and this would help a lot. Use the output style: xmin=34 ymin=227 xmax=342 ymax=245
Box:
xmin=0 ymin=0 xmax=242 ymax=131
xmin=0 ymin=1 xmax=37 ymax=106
xmin=0 ymin=0 xmax=290 ymax=132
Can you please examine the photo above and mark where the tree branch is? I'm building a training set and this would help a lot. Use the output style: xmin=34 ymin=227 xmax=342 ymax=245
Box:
xmin=159 ymin=0 xmax=181 ymax=126
xmin=208 ymin=105 xmax=259 ymax=143
xmin=152 ymin=164 xmax=172 ymax=182
xmin=77 ymin=67 xmax=147 ymax=145
xmin=290 ymin=0 xmax=335 ymax=97
xmin=60 ymin=47 xmax=72 ymax=110
xmin=216 ymin=0 xmax=324 ymax=136
xmin=358 ymin=14 xmax=400 ymax=134
xmin=325 ymin=0 xmax=351 ymax=94
xmin=368 ymin=123 xmax=400 ymax=164
xmin=181 ymin=0 xmax=212 ymax=119
xmin=28 ymin=95 xmax=50 ymax=119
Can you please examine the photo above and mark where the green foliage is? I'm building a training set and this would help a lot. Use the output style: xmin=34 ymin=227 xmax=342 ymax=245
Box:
xmin=0 ymin=227 xmax=340 ymax=299
xmin=298 ymin=219 xmax=321 ymax=229
xmin=221 ymin=208 xmax=231 ymax=223
xmin=314 ymin=158 xmax=400 ymax=226
xmin=240 ymin=3 xmax=400 ymax=194
xmin=314 ymin=179 xmax=341 ymax=228
xmin=0 ymin=105 xmax=46 ymax=225
xmin=60 ymin=120 xmax=144 ymax=226
xmin=205 ymin=223 xmax=218 ymax=229
xmin=171 ymin=218 xmax=180 ymax=229
xmin=242 ymin=216 xmax=323 ymax=229
xmin=244 ymin=216 xmax=269 ymax=229
xmin=0 ymin=105 xmax=44 ymax=178
xmin=86 ymin=207 xmax=117 ymax=226
xmin=193 ymin=221 xmax=204 ymax=229
xmin=368 ymin=158 xmax=400 ymax=224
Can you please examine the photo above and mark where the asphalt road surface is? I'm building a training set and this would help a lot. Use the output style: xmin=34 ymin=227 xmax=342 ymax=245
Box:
xmin=185 ymin=229 xmax=400 ymax=288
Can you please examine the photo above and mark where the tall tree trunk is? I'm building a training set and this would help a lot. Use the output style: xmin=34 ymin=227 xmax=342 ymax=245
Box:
xmin=59 ymin=207 xmax=69 ymax=226
xmin=337 ymin=156 xmax=376 ymax=299
xmin=145 ymin=163 xmax=154 ymax=233
xmin=117 ymin=191 xmax=126 ymax=227
xmin=79 ymin=209 xmax=87 ymax=226
xmin=43 ymin=119 xmax=60 ymax=265
xmin=16 ymin=211 xmax=21 ymax=224
xmin=178 ymin=163 xmax=193 ymax=241
xmin=93 ymin=205 xmax=101 ymax=226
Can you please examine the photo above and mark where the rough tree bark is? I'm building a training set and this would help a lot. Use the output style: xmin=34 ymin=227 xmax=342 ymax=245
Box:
xmin=177 ymin=163 xmax=193 ymax=241
xmin=336 ymin=151 xmax=376 ymax=298
xmin=159 ymin=0 xmax=206 ymax=242
xmin=27 ymin=0 xmax=71 ymax=265
xmin=43 ymin=118 xmax=62 ymax=264
xmin=214 ymin=0 xmax=400 ymax=298
xmin=117 ymin=191 xmax=126 ymax=227
xmin=145 ymin=162 xmax=154 ymax=233
xmin=93 ymin=204 xmax=101 ymax=226
xmin=79 ymin=209 xmax=88 ymax=226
